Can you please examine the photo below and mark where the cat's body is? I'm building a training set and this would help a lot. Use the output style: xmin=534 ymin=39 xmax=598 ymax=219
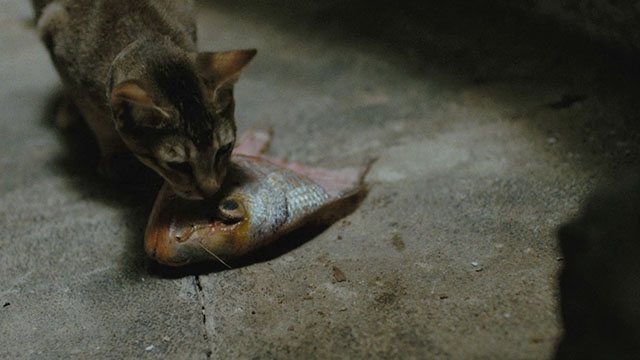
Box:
xmin=34 ymin=0 xmax=256 ymax=199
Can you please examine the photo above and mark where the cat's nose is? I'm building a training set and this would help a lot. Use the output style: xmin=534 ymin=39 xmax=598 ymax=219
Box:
xmin=195 ymin=161 xmax=226 ymax=197
xmin=199 ymin=177 xmax=221 ymax=197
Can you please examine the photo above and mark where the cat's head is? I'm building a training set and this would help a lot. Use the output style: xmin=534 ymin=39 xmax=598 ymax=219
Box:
xmin=107 ymin=40 xmax=256 ymax=199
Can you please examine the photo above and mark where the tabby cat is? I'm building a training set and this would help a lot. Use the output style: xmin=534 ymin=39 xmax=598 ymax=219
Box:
xmin=34 ymin=0 xmax=256 ymax=199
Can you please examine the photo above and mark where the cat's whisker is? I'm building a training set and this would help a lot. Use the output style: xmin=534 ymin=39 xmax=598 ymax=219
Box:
xmin=196 ymin=241 xmax=232 ymax=269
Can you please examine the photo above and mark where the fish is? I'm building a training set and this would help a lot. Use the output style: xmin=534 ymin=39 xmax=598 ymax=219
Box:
xmin=144 ymin=131 xmax=373 ymax=266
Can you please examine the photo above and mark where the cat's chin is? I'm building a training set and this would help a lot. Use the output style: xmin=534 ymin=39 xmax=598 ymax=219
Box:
xmin=179 ymin=194 xmax=205 ymax=201
xmin=172 ymin=188 xmax=205 ymax=200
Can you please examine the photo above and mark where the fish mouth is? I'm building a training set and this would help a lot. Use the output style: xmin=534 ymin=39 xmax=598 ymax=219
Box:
xmin=144 ymin=182 xmax=254 ymax=267
xmin=145 ymin=220 xmax=212 ymax=266
xmin=144 ymin=217 xmax=188 ymax=266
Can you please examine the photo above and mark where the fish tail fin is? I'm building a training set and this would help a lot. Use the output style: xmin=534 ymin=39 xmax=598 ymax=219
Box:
xmin=310 ymin=185 xmax=370 ymax=226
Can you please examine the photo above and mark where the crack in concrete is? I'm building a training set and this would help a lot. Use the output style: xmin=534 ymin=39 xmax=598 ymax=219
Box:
xmin=194 ymin=275 xmax=213 ymax=359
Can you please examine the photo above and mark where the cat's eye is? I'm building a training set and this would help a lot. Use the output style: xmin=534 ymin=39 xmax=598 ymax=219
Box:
xmin=217 ymin=142 xmax=233 ymax=157
xmin=166 ymin=161 xmax=192 ymax=174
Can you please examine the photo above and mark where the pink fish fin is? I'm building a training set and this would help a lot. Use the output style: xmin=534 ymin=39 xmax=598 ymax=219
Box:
xmin=233 ymin=124 xmax=273 ymax=156
xmin=264 ymin=157 xmax=376 ymax=198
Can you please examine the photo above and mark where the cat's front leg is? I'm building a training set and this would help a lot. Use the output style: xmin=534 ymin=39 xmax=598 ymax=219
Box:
xmin=95 ymin=132 xmax=131 ymax=181
xmin=81 ymin=112 xmax=129 ymax=180
xmin=54 ymin=96 xmax=82 ymax=129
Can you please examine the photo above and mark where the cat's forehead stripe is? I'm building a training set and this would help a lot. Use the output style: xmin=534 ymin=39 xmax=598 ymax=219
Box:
xmin=151 ymin=56 xmax=214 ymax=148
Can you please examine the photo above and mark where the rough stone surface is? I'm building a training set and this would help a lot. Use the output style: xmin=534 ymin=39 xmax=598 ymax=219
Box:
xmin=2 ymin=0 xmax=640 ymax=359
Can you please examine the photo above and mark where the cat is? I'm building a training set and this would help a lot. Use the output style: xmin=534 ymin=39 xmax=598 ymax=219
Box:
xmin=34 ymin=0 xmax=256 ymax=199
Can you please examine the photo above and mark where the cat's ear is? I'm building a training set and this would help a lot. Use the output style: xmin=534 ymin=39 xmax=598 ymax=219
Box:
xmin=195 ymin=49 xmax=256 ymax=112
xmin=109 ymin=80 xmax=171 ymax=131
xmin=195 ymin=49 xmax=257 ymax=86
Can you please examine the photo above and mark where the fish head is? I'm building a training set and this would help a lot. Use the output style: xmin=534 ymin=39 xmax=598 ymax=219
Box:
xmin=144 ymin=157 xmax=295 ymax=266
xmin=144 ymin=185 xmax=258 ymax=266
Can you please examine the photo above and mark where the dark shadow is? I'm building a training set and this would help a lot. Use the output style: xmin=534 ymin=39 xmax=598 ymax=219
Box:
xmin=41 ymin=90 xmax=162 ymax=279
xmin=556 ymin=169 xmax=640 ymax=360
xmin=40 ymin=92 xmax=101 ymax=177
xmin=207 ymin=0 xmax=640 ymax=83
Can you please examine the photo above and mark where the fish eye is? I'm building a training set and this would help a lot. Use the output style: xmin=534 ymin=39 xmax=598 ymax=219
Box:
xmin=222 ymin=199 xmax=238 ymax=210
xmin=166 ymin=161 xmax=192 ymax=174
xmin=218 ymin=198 xmax=245 ymax=224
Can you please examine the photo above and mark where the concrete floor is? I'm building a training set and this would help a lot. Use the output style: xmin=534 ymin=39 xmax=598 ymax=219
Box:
xmin=2 ymin=1 xmax=640 ymax=359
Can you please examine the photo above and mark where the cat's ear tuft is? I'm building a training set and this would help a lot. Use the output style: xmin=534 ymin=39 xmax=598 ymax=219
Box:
xmin=195 ymin=49 xmax=257 ymax=85
xmin=109 ymin=80 xmax=170 ymax=130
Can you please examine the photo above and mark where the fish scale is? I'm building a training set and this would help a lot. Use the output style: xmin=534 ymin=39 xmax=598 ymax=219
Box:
xmin=244 ymin=163 xmax=330 ymax=240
